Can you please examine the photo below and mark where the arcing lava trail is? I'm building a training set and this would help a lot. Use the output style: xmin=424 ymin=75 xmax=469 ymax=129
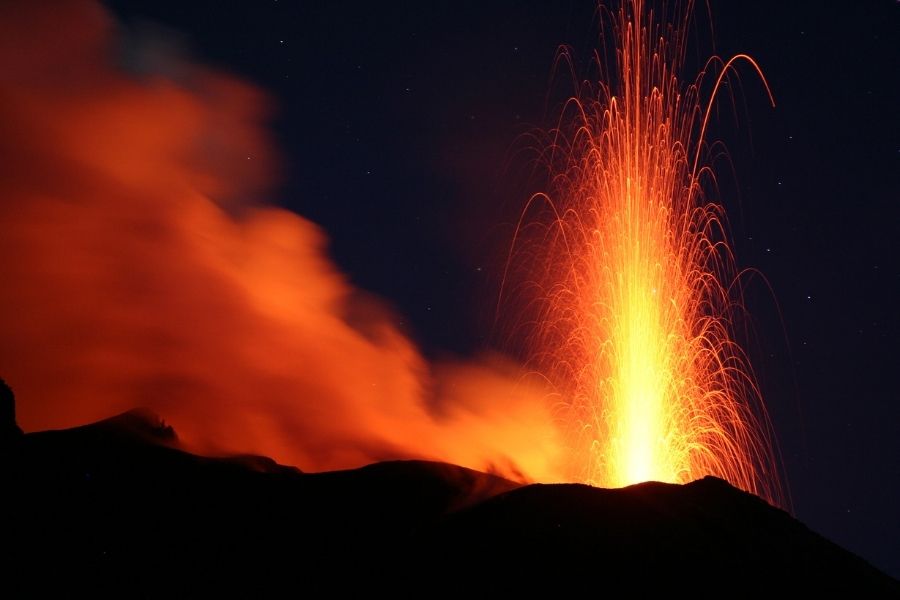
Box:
xmin=504 ymin=0 xmax=783 ymax=504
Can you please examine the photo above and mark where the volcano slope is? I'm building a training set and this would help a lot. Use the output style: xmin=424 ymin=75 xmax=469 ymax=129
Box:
xmin=3 ymin=405 xmax=896 ymax=596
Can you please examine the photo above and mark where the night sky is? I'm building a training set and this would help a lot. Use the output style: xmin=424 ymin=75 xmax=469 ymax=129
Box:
xmin=104 ymin=0 xmax=899 ymax=576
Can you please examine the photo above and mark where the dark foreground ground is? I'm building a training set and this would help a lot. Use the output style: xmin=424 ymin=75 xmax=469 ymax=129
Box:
xmin=3 ymin=408 xmax=897 ymax=597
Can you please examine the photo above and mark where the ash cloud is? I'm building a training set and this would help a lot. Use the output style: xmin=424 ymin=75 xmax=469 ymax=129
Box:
xmin=0 ymin=1 xmax=562 ymax=481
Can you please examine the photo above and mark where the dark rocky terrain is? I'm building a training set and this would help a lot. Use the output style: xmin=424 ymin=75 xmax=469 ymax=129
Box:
xmin=3 ymin=383 xmax=896 ymax=596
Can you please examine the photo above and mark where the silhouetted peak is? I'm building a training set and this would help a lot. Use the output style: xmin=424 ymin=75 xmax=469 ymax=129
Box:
xmin=227 ymin=454 xmax=303 ymax=475
xmin=682 ymin=474 xmax=736 ymax=494
xmin=95 ymin=407 xmax=178 ymax=444
xmin=697 ymin=474 xmax=731 ymax=485
xmin=354 ymin=459 xmax=520 ymax=509
xmin=0 ymin=378 xmax=23 ymax=439
xmin=622 ymin=475 xmax=735 ymax=495
xmin=687 ymin=474 xmax=760 ymax=497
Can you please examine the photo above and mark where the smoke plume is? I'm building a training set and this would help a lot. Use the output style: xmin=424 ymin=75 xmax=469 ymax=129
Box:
xmin=0 ymin=1 xmax=562 ymax=481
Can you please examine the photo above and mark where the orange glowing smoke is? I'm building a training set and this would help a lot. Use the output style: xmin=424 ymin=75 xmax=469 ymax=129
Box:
xmin=0 ymin=1 xmax=562 ymax=482
xmin=503 ymin=1 xmax=782 ymax=502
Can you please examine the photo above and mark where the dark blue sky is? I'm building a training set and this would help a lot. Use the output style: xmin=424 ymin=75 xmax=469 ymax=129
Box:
xmin=106 ymin=0 xmax=899 ymax=576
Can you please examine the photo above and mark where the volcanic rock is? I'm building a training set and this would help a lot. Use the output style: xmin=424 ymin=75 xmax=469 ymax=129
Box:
xmin=3 ymin=401 xmax=896 ymax=596
xmin=0 ymin=378 xmax=22 ymax=442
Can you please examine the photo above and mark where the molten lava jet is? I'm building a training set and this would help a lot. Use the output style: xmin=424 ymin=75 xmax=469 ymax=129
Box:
xmin=502 ymin=0 xmax=783 ymax=504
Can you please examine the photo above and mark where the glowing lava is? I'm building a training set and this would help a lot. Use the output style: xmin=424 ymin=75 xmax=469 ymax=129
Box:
xmin=504 ymin=0 xmax=782 ymax=503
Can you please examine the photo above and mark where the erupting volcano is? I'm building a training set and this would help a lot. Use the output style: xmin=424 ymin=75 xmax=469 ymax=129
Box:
xmin=503 ymin=0 xmax=782 ymax=503
xmin=2 ymin=0 xmax=898 ymax=591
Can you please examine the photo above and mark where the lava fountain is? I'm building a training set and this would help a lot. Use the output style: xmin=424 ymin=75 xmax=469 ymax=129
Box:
xmin=503 ymin=0 xmax=782 ymax=504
